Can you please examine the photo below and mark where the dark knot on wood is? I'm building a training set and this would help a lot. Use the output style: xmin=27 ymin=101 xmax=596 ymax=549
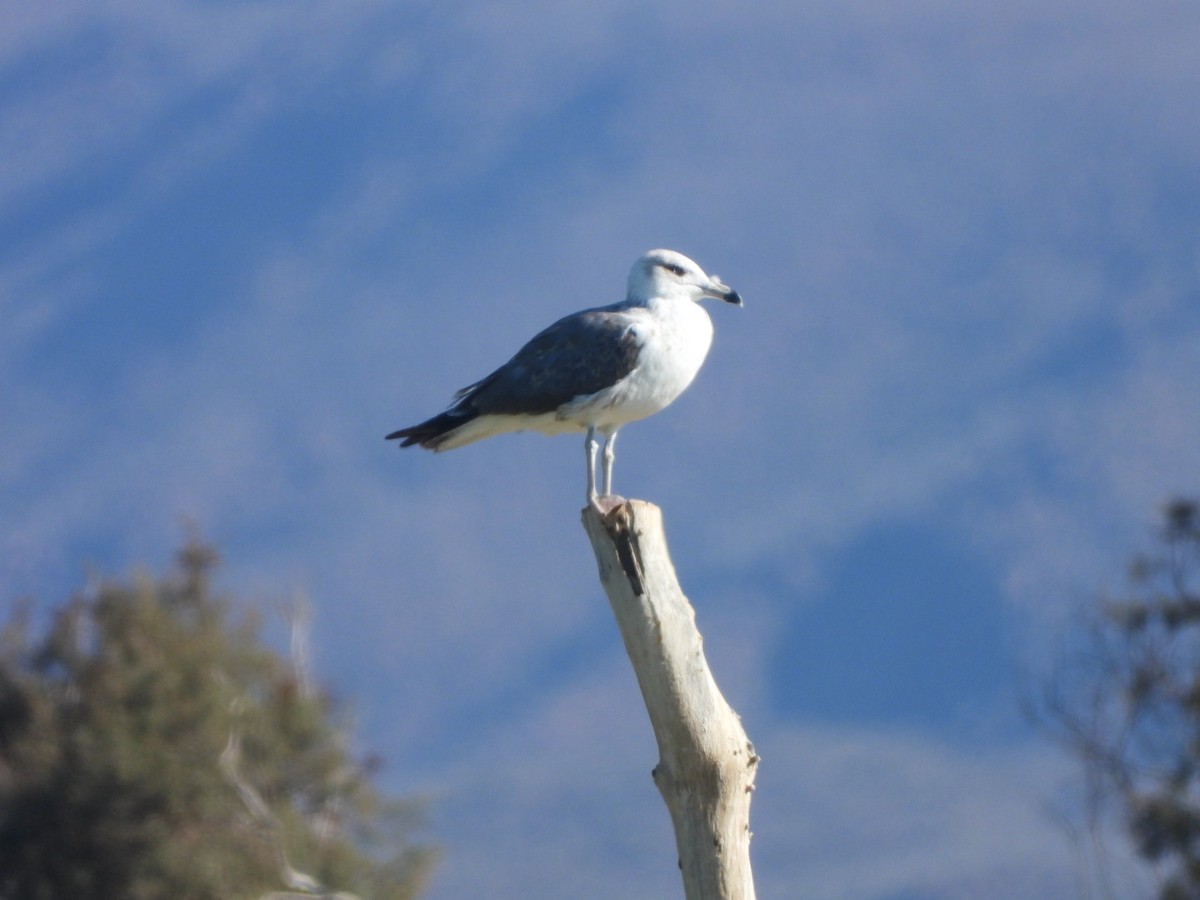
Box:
xmin=598 ymin=501 xmax=646 ymax=595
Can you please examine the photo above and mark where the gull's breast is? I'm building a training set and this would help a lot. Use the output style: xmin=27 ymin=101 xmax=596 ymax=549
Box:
xmin=567 ymin=300 xmax=714 ymax=428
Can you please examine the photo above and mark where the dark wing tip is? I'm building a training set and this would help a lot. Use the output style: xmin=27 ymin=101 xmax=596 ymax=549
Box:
xmin=385 ymin=426 xmax=428 ymax=447
xmin=386 ymin=409 xmax=478 ymax=449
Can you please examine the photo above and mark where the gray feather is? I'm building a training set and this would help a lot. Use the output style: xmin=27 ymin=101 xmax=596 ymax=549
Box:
xmin=459 ymin=304 xmax=644 ymax=416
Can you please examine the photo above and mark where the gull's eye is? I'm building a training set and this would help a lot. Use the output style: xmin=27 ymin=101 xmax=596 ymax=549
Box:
xmin=663 ymin=263 xmax=686 ymax=277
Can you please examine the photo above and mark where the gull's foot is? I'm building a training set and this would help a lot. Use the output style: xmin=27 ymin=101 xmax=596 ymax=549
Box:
xmin=589 ymin=493 xmax=628 ymax=516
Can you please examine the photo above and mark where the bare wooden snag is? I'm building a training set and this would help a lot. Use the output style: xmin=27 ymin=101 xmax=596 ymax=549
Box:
xmin=581 ymin=499 xmax=758 ymax=900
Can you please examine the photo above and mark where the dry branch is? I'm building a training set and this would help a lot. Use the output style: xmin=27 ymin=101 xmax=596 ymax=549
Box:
xmin=582 ymin=500 xmax=758 ymax=900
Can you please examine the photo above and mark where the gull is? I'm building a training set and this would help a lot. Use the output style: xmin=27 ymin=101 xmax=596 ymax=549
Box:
xmin=386 ymin=249 xmax=743 ymax=508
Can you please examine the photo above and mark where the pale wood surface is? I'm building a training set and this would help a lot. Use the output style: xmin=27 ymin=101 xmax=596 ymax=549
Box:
xmin=582 ymin=500 xmax=758 ymax=900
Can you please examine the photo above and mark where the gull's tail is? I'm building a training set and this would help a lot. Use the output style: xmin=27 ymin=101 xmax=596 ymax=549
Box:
xmin=385 ymin=409 xmax=480 ymax=450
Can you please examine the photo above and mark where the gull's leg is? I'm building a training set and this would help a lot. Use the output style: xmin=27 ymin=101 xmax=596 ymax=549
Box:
xmin=601 ymin=429 xmax=618 ymax=497
xmin=585 ymin=426 xmax=599 ymax=505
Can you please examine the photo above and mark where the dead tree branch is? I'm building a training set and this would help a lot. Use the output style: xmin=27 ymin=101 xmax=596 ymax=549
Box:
xmin=582 ymin=500 xmax=758 ymax=900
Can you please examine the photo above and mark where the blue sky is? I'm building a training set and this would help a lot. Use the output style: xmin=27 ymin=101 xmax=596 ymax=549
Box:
xmin=4 ymin=1 xmax=1200 ymax=896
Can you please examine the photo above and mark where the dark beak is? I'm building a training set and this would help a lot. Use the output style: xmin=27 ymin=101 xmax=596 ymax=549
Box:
xmin=706 ymin=276 xmax=744 ymax=307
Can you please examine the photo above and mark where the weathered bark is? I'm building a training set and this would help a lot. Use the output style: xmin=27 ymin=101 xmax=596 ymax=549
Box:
xmin=582 ymin=500 xmax=758 ymax=900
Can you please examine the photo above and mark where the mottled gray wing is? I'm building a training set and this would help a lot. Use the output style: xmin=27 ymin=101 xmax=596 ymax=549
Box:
xmin=456 ymin=306 xmax=644 ymax=416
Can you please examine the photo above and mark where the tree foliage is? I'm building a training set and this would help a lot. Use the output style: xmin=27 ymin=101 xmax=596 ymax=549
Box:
xmin=0 ymin=540 xmax=436 ymax=900
xmin=1037 ymin=499 xmax=1200 ymax=899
